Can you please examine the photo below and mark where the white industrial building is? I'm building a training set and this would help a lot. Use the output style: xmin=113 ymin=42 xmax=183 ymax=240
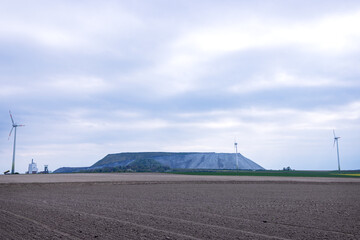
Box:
xmin=28 ymin=159 xmax=38 ymax=174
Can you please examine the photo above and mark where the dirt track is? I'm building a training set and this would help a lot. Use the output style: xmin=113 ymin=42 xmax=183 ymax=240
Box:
xmin=0 ymin=173 xmax=359 ymax=239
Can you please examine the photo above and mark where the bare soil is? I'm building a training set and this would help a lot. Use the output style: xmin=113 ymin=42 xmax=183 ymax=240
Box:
xmin=0 ymin=173 xmax=359 ymax=239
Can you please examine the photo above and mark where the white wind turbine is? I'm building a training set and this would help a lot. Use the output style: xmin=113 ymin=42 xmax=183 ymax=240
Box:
xmin=333 ymin=130 xmax=341 ymax=172
xmin=8 ymin=111 xmax=25 ymax=174
xmin=234 ymin=138 xmax=239 ymax=170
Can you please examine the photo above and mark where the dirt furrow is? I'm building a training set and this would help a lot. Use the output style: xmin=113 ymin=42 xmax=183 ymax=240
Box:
xmin=1 ymin=192 xmax=357 ymax=240
xmin=0 ymin=180 xmax=359 ymax=240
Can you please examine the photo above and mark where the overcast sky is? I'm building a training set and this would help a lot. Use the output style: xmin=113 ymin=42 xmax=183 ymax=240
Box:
xmin=1 ymin=0 xmax=359 ymax=173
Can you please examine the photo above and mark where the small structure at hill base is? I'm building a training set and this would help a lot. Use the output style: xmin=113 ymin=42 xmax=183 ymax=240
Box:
xmin=27 ymin=159 xmax=38 ymax=174
xmin=44 ymin=165 xmax=49 ymax=174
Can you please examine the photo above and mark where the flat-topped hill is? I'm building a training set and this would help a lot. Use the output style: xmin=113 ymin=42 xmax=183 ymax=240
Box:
xmin=54 ymin=152 xmax=264 ymax=173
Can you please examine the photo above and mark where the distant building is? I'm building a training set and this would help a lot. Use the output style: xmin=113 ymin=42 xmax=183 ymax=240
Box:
xmin=28 ymin=159 xmax=38 ymax=174
xmin=44 ymin=165 xmax=49 ymax=174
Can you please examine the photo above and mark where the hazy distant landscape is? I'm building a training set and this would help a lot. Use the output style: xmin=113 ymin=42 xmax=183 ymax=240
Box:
xmin=51 ymin=152 xmax=359 ymax=179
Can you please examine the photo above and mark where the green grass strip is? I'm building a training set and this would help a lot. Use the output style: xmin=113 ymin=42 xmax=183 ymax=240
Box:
xmin=169 ymin=170 xmax=360 ymax=178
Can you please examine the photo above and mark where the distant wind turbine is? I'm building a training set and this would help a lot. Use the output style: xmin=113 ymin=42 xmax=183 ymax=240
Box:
xmin=234 ymin=138 xmax=239 ymax=170
xmin=333 ymin=130 xmax=341 ymax=172
xmin=8 ymin=111 xmax=25 ymax=174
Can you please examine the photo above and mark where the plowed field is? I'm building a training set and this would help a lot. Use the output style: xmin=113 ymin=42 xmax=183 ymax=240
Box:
xmin=0 ymin=173 xmax=359 ymax=239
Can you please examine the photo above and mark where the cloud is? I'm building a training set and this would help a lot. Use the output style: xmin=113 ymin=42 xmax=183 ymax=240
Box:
xmin=0 ymin=1 xmax=143 ymax=53
xmin=229 ymin=70 xmax=358 ymax=93
xmin=176 ymin=10 xmax=360 ymax=55
xmin=47 ymin=76 xmax=111 ymax=95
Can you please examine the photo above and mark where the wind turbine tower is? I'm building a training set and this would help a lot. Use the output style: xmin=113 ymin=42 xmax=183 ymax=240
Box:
xmin=333 ymin=130 xmax=341 ymax=172
xmin=8 ymin=111 xmax=25 ymax=174
xmin=234 ymin=138 xmax=239 ymax=170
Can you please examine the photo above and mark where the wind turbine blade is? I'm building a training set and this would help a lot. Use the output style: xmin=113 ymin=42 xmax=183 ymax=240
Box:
xmin=9 ymin=111 xmax=14 ymax=125
xmin=18 ymin=124 xmax=25 ymax=127
xmin=333 ymin=129 xmax=336 ymax=138
xmin=8 ymin=127 xmax=14 ymax=140
xmin=333 ymin=139 xmax=336 ymax=147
